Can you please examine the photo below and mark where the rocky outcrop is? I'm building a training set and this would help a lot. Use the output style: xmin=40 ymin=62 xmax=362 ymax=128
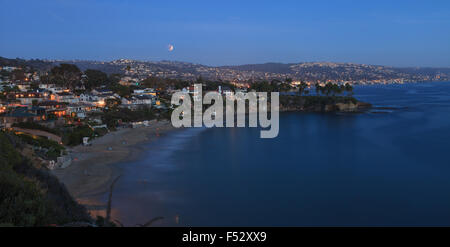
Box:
xmin=279 ymin=95 xmax=371 ymax=113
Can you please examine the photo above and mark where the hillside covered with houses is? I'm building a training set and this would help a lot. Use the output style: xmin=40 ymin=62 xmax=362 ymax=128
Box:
xmin=0 ymin=63 xmax=172 ymax=168
xmin=0 ymin=60 xmax=369 ymax=172
xmin=0 ymin=62 xmax=252 ymax=170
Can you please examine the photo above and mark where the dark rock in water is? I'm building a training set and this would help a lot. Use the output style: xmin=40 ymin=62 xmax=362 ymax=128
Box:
xmin=279 ymin=95 xmax=371 ymax=113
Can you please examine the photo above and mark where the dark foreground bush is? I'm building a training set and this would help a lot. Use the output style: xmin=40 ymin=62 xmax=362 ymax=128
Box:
xmin=0 ymin=132 xmax=91 ymax=226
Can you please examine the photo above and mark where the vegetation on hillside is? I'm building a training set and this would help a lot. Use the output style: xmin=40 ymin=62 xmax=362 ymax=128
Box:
xmin=12 ymin=122 xmax=62 ymax=136
xmin=61 ymin=126 xmax=95 ymax=146
xmin=14 ymin=133 xmax=65 ymax=160
xmin=0 ymin=132 xmax=91 ymax=226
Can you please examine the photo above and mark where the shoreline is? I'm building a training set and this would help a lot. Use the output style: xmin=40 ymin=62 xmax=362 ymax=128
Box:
xmin=52 ymin=120 xmax=178 ymax=201
xmin=52 ymin=98 xmax=370 ymax=201
xmin=52 ymin=100 xmax=371 ymax=215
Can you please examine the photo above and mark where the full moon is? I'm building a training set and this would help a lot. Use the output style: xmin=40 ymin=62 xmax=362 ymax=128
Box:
xmin=168 ymin=44 xmax=174 ymax=52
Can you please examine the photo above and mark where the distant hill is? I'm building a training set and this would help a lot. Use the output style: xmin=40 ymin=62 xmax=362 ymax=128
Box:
xmin=223 ymin=62 xmax=450 ymax=82
xmin=1 ymin=56 xmax=450 ymax=83
xmin=225 ymin=62 xmax=450 ymax=76
xmin=0 ymin=57 xmax=124 ymax=74
xmin=221 ymin=63 xmax=294 ymax=73
xmin=0 ymin=57 xmax=54 ymax=71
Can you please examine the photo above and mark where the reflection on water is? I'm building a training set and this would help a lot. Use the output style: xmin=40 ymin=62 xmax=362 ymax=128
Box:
xmin=93 ymin=82 xmax=450 ymax=226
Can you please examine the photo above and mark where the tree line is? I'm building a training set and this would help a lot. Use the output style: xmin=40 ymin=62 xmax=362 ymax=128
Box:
xmin=314 ymin=82 xmax=354 ymax=97
xmin=249 ymin=80 xmax=354 ymax=97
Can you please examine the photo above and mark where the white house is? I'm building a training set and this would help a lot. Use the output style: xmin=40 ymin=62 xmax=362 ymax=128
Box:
xmin=67 ymin=104 xmax=86 ymax=119
xmin=79 ymin=93 xmax=99 ymax=103
xmin=221 ymin=86 xmax=234 ymax=97
xmin=133 ymin=88 xmax=156 ymax=96
xmin=39 ymin=84 xmax=56 ymax=90
xmin=66 ymin=103 xmax=97 ymax=119
xmin=134 ymin=95 xmax=154 ymax=105
xmin=51 ymin=92 xmax=79 ymax=104
xmin=120 ymin=95 xmax=154 ymax=109
xmin=16 ymin=83 xmax=31 ymax=92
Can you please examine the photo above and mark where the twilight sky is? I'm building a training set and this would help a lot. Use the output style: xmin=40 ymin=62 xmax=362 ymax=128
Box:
xmin=1 ymin=0 xmax=450 ymax=67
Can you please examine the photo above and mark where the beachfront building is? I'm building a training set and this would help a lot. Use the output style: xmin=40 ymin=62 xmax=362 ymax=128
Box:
xmin=0 ymin=106 xmax=46 ymax=128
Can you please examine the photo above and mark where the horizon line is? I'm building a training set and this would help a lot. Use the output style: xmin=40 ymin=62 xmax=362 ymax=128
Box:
xmin=2 ymin=56 xmax=450 ymax=69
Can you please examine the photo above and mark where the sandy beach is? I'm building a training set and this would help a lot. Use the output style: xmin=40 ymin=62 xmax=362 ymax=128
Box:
xmin=52 ymin=120 xmax=177 ymax=199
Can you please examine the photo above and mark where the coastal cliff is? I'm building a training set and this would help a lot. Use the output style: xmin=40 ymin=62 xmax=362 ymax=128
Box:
xmin=279 ymin=95 xmax=371 ymax=113
xmin=0 ymin=131 xmax=91 ymax=226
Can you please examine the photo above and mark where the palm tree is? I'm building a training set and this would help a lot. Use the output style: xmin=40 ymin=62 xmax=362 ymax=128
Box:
xmin=298 ymin=81 xmax=308 ymax=96
xmin=315 ymin=84 xmax=322 ymax=96
xmin=323 ymin=82 xmax=333 ymax=96
xmin=344 ymin=83 xmax=354 ymax=96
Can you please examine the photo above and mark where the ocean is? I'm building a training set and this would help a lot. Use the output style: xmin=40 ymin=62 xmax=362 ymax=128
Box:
xmin=104 ymin=81 xmax=450 ymax=226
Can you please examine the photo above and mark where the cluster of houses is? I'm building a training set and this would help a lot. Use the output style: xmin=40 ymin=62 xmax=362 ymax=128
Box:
xmin=0 ymin=65 xmax=255 ymax=171
xmin=179 ymin=85 xmax=244 ymax=101
xmin=1 ymin=65 xmax=255 ymax=131
xmin=0 ymin=78 xmax=160 ymax=128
